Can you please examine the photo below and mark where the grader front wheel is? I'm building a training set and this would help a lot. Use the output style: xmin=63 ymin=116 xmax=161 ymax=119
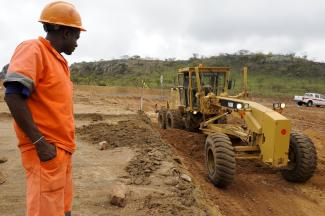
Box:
xmin=205 ymin=133 xmax=236 ymax=187
xmin=281 ymin=132 xmax=317 ymax=182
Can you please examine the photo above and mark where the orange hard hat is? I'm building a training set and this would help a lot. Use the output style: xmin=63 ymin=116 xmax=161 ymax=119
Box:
xmin=39 ymin=1 xmax=86 ymax=31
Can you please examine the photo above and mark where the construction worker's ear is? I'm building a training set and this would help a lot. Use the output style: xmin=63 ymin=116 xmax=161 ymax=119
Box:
xmin=62 ymin=29 xmax=70 ymax=40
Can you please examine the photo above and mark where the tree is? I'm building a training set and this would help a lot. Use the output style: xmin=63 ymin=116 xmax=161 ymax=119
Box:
xmin=192 ymin=53 xmax=199 ymax=59
xmin=237 ymin=49 xmax=250 ymax=55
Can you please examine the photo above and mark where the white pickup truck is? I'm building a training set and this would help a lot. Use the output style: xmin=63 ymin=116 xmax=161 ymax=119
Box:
xmin=294 ymin=93 xmax=325 ymax=107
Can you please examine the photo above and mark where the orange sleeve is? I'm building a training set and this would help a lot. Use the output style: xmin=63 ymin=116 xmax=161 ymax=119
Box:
xmin=5 ymin=40 xmax=44 ymax=92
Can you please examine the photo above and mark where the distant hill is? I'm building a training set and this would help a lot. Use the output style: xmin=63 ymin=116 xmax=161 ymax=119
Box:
xmin=1 ymin=52 xmax=324 ymax=96
xmin=70 ymin=52 xmax=325 ymax=96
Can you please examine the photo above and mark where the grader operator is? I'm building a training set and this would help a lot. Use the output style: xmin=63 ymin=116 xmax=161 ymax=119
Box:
xmin=157 ymin=65 xmax=317 ymax=187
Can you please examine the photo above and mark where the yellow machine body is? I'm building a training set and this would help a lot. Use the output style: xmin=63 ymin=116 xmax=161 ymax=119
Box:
xmin=158 ymin=64 xmax=317 ymax=186
xmin=169 ymin=65 xmax=291 ymax=168
xmin=218 ymin=97 xmax=290 ymax=167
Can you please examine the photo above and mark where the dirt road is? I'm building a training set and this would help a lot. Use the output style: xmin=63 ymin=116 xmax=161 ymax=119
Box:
xmin=1 ymin=85 xmax=325 ymax=215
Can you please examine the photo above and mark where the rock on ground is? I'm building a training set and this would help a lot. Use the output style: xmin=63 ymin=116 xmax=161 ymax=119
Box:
xmin=109 ymin=183 xmax=128 ymax=207
xmin=0 ymin=157 xmax=8 ymax=163
xmin=98 ymin=141 xmax=108 ymax=150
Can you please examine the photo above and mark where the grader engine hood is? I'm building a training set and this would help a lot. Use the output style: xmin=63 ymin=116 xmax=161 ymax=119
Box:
xmin=218 ymin=97 xmax=291 ymax=167
xmin=247 ymin=102 xmax=291 ymax=167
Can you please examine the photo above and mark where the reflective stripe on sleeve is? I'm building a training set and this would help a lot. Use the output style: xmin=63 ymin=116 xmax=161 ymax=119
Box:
xmin=3 ymin=72 xmax=35 ymax=92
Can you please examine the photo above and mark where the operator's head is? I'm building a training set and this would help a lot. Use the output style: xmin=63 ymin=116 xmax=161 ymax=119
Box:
xmin=39 ymin=1 xmax=86 ymax=55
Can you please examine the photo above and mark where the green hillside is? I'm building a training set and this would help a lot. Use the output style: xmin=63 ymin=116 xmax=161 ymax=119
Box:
xmin=70 ymin=52 xmax=325 ymax=96
xmin=1 ymin=52 xmax=324 ymax=96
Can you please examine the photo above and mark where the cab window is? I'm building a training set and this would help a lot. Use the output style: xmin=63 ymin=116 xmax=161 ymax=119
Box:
xmin=201 ymin=72 xmax=218 ymax=95
xmin=179 ymin=73 xmax=188 ymax=107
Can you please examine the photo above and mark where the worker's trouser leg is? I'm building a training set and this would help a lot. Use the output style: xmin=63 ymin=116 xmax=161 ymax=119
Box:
xmin=21 ymin=147 xmax=73 ymax=216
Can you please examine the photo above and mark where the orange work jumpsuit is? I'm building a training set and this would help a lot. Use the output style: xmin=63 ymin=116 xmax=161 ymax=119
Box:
xmin=5 ymin=37 xmax=76 ymax=216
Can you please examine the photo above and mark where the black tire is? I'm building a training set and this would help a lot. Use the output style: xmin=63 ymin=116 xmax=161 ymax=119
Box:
xmin=316 ymin=105 xmax=320 ymax=108
xmin=158 ymin=108 xmax=167 ymax=129
xmin=166 ymin=109 xmax=184 ymax=129
xmin=297 ymin=101 xmax=303 ymax=106
xmin=185 ymin=112 xmax=202 ymax=132
xmin=281 ymin=132 xmax=317 ymax=182
xmin=307 ymin=101 xmax=313 ymax=107
xmin=205 ymin=133 xmax=236 ymax=187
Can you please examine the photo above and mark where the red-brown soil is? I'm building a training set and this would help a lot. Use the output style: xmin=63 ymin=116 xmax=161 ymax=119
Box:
xmin=1 ymin=85 xmax=324 ymax=216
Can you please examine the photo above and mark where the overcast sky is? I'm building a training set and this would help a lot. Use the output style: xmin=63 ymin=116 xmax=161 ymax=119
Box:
xmin=1 ymin=0 xmax=325 ymax=67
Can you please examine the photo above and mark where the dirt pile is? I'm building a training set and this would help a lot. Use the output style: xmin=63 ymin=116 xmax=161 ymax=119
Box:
xmin=76 ymin=114 xmax=157 ymax=149
xmin=76 ymin=112 xmax=212 ymax=215
xmin=126 ymin=147 xmax=164 ymax=185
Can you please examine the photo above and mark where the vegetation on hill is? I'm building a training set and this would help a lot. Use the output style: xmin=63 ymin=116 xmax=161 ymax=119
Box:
xmin=1 ymin=51 xmax=324 ymax=96
xmin=70 ymin=51 xmax=325 ymax=96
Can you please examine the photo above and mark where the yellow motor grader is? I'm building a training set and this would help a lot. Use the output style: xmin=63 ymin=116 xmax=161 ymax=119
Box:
xmin=157 ymin=65 xmax=317 ymax=187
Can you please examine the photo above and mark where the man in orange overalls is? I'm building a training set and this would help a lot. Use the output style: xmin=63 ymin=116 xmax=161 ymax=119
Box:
xmin=3 ymin=1 xmax=86 ymax=215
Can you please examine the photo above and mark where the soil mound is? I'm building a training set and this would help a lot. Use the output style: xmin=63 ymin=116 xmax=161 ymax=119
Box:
xmin=76 ymin=113 xmax=212 ymax=215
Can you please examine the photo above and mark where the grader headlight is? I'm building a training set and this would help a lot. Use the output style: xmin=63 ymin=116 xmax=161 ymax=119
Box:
xmin=243 ymin=103 xmax=250 ymax=109
xmin=273 ymin=102 xmax=286 ymax=113
xmin=273 ymin=103 xmax=280 ymax=109
xmin=273 ymin=102 xmax=286 ymax=110
xmin=280 ymin=103 xmax=286 ymax=109
xmin=235 ymin=103 xmax=249 ymax=110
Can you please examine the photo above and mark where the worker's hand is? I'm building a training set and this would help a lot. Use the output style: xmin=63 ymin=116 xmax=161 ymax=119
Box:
xmin=34 ymin=138 xmax=57 ymax=162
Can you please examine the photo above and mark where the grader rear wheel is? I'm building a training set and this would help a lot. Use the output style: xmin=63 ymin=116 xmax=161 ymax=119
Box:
xmin=205 ymin=133 xmax=236 ymax=187
xmin=281 ymin=132 xmax=317 ymax=182
xmin=158 ymin=108 xmax=167 ymax=129
xmin=166 ymin=109 xmax=184 ymax=129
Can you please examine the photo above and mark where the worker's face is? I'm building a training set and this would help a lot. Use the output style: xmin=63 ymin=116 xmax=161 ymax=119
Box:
xmin=62 ymin=28 xmax=80 ymax=55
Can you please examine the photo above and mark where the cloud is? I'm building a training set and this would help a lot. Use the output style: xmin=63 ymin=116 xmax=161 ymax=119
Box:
xmin=1 ymin=0 xmax=325 ymax=68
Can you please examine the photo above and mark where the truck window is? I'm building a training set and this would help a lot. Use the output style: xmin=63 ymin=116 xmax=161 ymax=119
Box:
xmin=315 ymin=94 xmax=320 ymax=99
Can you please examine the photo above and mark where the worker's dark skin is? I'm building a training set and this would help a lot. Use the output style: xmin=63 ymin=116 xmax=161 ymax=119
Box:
xmin=4 ymin=26 xmax=80 ymax=162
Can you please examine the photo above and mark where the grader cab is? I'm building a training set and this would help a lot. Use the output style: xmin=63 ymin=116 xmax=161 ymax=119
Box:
xmin=157 ymin=65 xmax=317 ymax=187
